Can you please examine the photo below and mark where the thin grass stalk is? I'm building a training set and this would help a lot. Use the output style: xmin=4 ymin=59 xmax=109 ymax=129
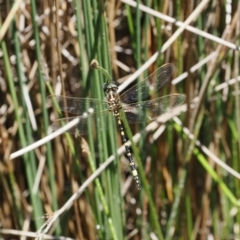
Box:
xmin=188 ymin=13 xmax=238 ymax=136
xmin=233 ymin=10 xmax=240 ymax=176
xmin=72 ymin=2 xmax=97 ymax=220
xmin=38 ymin=93 xmax=84 ymax=235
xmin=165 ymin=168 xmax=187 ymax=240
xmin=211 ymin=192 xmax=220 ymax=239
xmin=125 ymin=4 xmax=135 ymax=56
xmin=89 ymin=8 xmax=116 ymax=240
xmin=215 ymin=165 xmax=231 ymax=237
xmin=54 ymin=0 xmax=65 ymax=98
xmin=30 ymin=0 xmax=60 ymax=230
xmin=100 ymin=16 xmax=111 ymax=73
xmin=165 ymin=107 xmax=205 ymax=239
xmin=81 ymin=138 xmax=118 ymax=240
xmin=94 ymin=4 xmax=123 ymax=238
xmin=99 ymin=13 xmax=125 ymax=239
xmin=229 ymin=117 xmax=240 ymax=238
xmin=79 ymin=2 xmax=122 ymax=239
xmin=5 ymin=172 xmax=23 ymax=228
xmin=167 ymin=122 xmax=177 ymax=187
xmin=76 ymin=1 xmax=106 ymax=236
xmin=143 ymin=0 xmax=150 ymax=77
xmin=121 ymin=113 xmax=164 ymax=240
xmin=152 ymin=1 xmax=164 ymax=66
xmin=82 ymin=0 xmax=106 ymax=165
xmin=1 ymin=31 xmax=44 ymax=229
xmin=135 ymin=0 xmax=147 ymax=235
xmin=233 ymin=8 xmax=240 ymax=237
xmin=195 ymin=147 xmax=239 ymax=206
xmin=92 ymin=48 xmax=116 ymax=234
xmin=96 ymin=58 xmax=126 ymax=238
xmin=196 ymin=10 xmax=204 ymax=57
xmin=136 ymin=0 xmax=141 ymax=70
xmin=89 ymin=2 xmax=109 ymax=160
xmin=172 ymin=112 xmax=240 ymax=236
xmin=83 ymin=6 xmax=113 ymax=239
xmin=141 ymin=1 xmax=150 ymax=238
xmin=46 ymin=82 xmax=76 ymax=155
xmin=176 ymin=0 xmax=182 ymax=74
xmin=14 ymin=26 xmax=36 ymax=229
xmin=72 ymin=3 xmax=99 ymax=226
xmin=81 ymin=1 xmax=92 ymax=62
xmin=80 ymin=2 xmax=103 ymax=225
xmin=185 ymin=190 xmax=193 ymax=239
xmin=74 ymin=0 xmax=88 ymax=87
xmin=98 ymin=25 xmax=115 ymax=175
xmin=229 ymin=117 xmax=240 ymax=190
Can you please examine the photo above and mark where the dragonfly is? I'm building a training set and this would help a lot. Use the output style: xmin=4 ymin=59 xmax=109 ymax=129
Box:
xmin=49 ymin=63 xmax=186 ymax=190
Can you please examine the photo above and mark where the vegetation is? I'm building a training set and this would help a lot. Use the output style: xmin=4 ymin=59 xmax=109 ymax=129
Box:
xmin=0 ymin=0 xmax=239 ymax=239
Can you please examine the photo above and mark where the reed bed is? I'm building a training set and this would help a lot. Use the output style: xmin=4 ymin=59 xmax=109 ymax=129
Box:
xmin=0 ymin=0 xmax=240 ymax=239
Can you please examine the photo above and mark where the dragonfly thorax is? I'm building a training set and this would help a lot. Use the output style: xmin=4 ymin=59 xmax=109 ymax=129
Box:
xmin=103 ymin=82 xmax=122 ymax=114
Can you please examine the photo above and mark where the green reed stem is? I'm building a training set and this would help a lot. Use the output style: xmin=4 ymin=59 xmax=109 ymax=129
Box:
xmin=121 ymin=112 xmax=164 ymax=240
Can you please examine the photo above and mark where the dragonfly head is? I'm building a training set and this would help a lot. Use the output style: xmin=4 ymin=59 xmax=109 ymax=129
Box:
xmin=102 ymin=82 xmax=118 ymax=93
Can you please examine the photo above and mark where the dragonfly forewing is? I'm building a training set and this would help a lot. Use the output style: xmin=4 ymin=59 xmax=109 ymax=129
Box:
xmin=119 ymin=63 xmax=175 ymax=104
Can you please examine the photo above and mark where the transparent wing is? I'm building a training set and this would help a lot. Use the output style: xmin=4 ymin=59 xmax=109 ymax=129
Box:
xmin=48 ymin=95 xmax=109 ymax=115
xmin=122 ymin=94 xmax=186 ymax=123
xmin=51 ymin=111 xmax=113 ymax=135
xmin=120 ymin=63 xmax=175 ymax=104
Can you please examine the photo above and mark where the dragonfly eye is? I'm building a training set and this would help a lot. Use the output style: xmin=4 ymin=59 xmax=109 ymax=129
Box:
xmin=102 ymin=83 xmax=109 ymax=92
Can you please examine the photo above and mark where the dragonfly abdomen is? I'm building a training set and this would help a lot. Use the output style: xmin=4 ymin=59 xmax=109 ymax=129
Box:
xmin=116 ymin=116 xmax=141 ymax=190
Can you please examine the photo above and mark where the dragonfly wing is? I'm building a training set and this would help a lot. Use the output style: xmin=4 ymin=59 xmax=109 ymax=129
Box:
xmin=122 ymin=94 xmax=186 ymax=123
xmin=48 ymin=95 xmax=109 ymax=115
xmin=120 ymin=63 xmax=175 ymax=104
xmin=51 ymin=111 xmax=113 ymax=135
